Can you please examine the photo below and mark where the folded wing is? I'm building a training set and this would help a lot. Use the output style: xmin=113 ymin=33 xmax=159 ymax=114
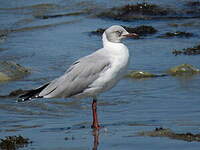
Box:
xmin=39 ymin=50 xmax=111 ymax=98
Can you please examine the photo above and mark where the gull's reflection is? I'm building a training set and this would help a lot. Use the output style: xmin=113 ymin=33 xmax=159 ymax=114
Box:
xmin=92 ymin=129 xmax=99 ymax=150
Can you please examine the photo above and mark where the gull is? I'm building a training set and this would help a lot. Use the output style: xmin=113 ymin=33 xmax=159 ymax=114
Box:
xmin=19 ymin=25 xmax=138 ymax=129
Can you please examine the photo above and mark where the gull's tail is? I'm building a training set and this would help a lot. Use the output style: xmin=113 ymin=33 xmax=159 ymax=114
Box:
xmin=18 ymin=83 xmax=49 ymax=102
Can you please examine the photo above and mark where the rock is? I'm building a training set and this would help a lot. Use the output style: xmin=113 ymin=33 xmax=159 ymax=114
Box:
xmin=0 ymin=29 xmax=9 ymax=43
xmin=0 ymin=61 xmax=30 ymax=82
xmin=90 ymin=25 xmax=157 ymax=37
xmin=96 ymin=3 xmax=174 ymax=21
xmin=90 ymin=28 xmax=105 ymax=35
xmin=126 ymin=71 xmax=167 ymax=79
xmin=0 ymin=29 xmax=9 ymax=37
xmin=96 ymin=2 xmax=200 ymax=21
xmin=167 ymin=64 xmax=200 ymax=76
xmin=0 ymin=135 xmax=32 ymax=150
xmin=124 ymin=25 xmax=157 ymax=36
xmin=159 ymin=31 xmax=193 ymax=38
xmin=138 ymin=127 xmax=200 ymax=142
xmin=172 ymin=44 xmax=200 ymax=55
xmin=0 ymin=72 xmax=10 ymax=81
xmin=64 ymin=136 xmax=75 ymax=141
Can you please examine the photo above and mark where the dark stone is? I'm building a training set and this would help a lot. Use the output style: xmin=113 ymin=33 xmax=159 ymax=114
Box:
xmin=124 ymin=25 xmax=157 ymax=36
xmin=80 ymin=125 xmax=86 ymax=128
xmin=64 ymin=136 xmax=75 ymax=141
xmin=126 ymin=71 xmax=167 ymax=79
xmin=0 ymin=30 xmax=9 ymax=37
xmin=96 ymin=2 xmax=200 ymax=21
xmin=166 ymin=64 xmax=200 ymax=76
xmin=172 ymin=44 xmax=200 ymax=55
xmin=139 ymin=128 xmax=200 ymax=142
xmin=0 ymin=135 xmax=32 ymax=150
xmin=159 ymin=31 xmax=194 ymax=38
xmin=66 ymin=127 xmax=71 ymax=130
xmin=115 ymin=3 xmax=169 ymax=16
xmin=64 ymin=137 xmax=69 ymax=141
xmin=90 ymin=28 xmax=105 ymax=35
xmin=90 ymin=25 xmax=157 ymax=37
xmin=0 ymin=61 xmax=30 ymax=82
xmin=97 ymin=3 xmax=174 ymax=21
xmin=155 ymin=127 xmax=164 ymax=131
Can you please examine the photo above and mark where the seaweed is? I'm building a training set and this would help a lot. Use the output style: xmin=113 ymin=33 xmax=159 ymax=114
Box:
xmin=0 ymin=61 xmax=30 ymax=82
xmin=159 ymin=31 xmax=193 ymax=38
xmin=96 ymin=2 xmax=200 ymax=21
xmin=91 ymin=25 xmax=157 ymax=37
xmin=167 ymin=64 xmax=200 ymax=76
xmin=126 ymin=71 xmax=167 ymax=79
xmin=172 ymin=44 xmax=200 ymax=55
xmin=0 ymin=135 xmax=32 ymax=150
xmin=138 ymin=127 xmax=200 ymax=142
xmin=0 ymin=30 xmax=9 ymax=38
xmin=97 ymin=3 xmax=174 ymax=21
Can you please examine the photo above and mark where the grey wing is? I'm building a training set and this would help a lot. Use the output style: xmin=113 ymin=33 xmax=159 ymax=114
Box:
xmin=39 ymin=51 xmax=111 ymax=98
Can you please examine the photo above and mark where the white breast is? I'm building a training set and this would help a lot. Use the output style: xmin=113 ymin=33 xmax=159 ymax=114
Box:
xmin=106 ymin=42 xmax=129 ymax=82
xmin=86 ymin=42 xmax=130 ymax=95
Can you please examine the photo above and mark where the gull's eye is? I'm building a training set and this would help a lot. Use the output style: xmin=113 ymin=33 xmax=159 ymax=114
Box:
xmin=116 ymin=31 xmax=122 ymax=36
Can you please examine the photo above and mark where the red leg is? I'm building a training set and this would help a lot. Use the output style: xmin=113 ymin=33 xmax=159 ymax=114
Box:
xmin=91 ymin=99 xmax=100 ymax=129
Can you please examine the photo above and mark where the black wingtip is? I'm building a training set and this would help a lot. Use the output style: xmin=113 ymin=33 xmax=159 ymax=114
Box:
xmin=17 ymin=83 xmax=49 ymax=102
xmin=17 ymin=92 xmax=38 ymax=102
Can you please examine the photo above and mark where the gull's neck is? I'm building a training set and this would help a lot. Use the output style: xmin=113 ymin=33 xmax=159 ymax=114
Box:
xmin=102 ymin=32 xmax=130 ymax=78
xmin=102 ymin=32 xmax=124 ymax=48
xmin=102 ymin=32 xmax=129 ymax=62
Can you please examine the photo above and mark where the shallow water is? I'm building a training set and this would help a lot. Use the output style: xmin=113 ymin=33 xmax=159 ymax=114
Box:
xmin=0 ymin=0 xmax=200 ymax=149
